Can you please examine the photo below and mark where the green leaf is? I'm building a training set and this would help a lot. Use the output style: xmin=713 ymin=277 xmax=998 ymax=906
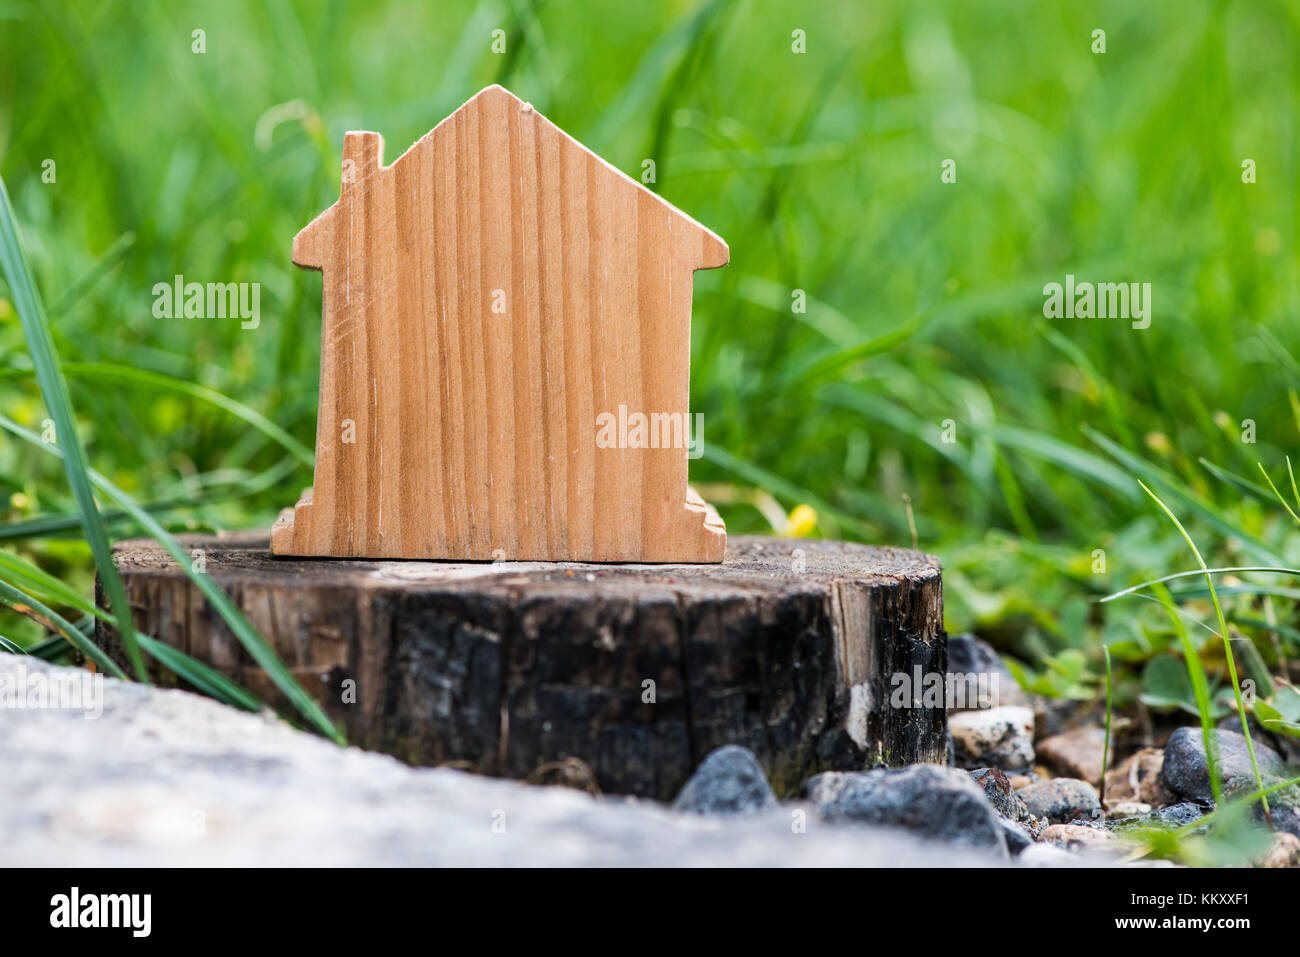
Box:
xmin=0 ymin=414 xmax=344 ymax=744
xmin=0 ymin=577 xmax=259 ymax=710
xmin=0 ymin=578 xmax=125 ymax=677
xmin=0 ymin=173 xmax=147 ymax=680
xmin=1139 ymin=483 xmax=1268 ymax=815
xmin=0 ymin=548 xmax=109 ymax=622
xmin=0 ymin=362 xmax=314 ymax=468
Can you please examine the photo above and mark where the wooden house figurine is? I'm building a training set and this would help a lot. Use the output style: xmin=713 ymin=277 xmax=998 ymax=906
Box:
xmin=271 ymin=85 xmax=729 ymax=562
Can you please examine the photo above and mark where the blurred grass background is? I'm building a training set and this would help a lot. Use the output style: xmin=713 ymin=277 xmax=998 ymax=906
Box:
xmin=2 ymin=0 xmax=1300 ymax=708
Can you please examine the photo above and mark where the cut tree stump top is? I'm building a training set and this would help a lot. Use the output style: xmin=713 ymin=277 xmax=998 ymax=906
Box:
xmin=102 ymin=533 xmax=948 ymax=800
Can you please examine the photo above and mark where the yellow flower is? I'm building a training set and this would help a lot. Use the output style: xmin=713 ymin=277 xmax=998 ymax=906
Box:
xmin=1144 ymin=431 xmax=1172 ymax=456
xmin=785 ymin=504 xmax=818 ymax=537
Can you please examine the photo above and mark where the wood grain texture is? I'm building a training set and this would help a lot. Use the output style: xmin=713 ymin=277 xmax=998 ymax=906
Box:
xmin=272 ymin=85 xmax=728 ymax=562
xmin=101 ymin=534 xmax=950 ymax=799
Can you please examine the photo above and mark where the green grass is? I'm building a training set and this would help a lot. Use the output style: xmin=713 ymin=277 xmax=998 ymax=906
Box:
xmin=2 ymin=1 xmax=1300 ymax=861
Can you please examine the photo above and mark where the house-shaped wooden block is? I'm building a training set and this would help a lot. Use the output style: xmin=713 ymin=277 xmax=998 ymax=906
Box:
xmin=271 ymin=85 xmax=728 ymax=562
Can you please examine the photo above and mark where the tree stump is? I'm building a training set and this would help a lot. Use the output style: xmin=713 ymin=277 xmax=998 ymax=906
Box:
xmin=99 ymin=533 xmax=948 ymax=800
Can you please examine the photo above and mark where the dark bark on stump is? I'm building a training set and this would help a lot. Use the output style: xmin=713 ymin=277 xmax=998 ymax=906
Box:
xmin=98 ymin=533 xmax=948 ymax=799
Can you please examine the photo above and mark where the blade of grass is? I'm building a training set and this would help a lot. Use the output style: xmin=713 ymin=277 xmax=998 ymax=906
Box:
xmin=1258 ymin=461 xmax=1300 ymax=526
xmin=1175 ymin=775 xmax=1300 ymax=838
xmin=1086 ymin=428 xmax=1284 ymax=564
xmin=0 ymin=577 xmax=260 ymax=709
xmin=1288 ymin=456 xmax=1300 ymax=513
xmin=0 ymin=548 xmax=111 ymax=622
xmin=1100 ymin=645 xmax=1113 ymax=807
xmin=1199 ymin=458 xmax=1277 ymax=507
xmin=0 ymin=173 xmax=147 ymax=681
xmin=1100 ymin=566 xmax=1300 ymax=603
xmin=0 ymin=363 xmax=315 ymax=468
xmin=1153 ymin=583 xmax=1223 ymax=805
xmin=0 ymin=413 xmax=344 ymax=743
xmin=1139 ymin=481 xmax=1268 ymax=818
xmin=0 ymin=578 xmax=125 ymax=677
xmin=1231 ymin=614 xmax=1300 ymax=650
xmin=23 ymin=632 xmax=79 ymax=661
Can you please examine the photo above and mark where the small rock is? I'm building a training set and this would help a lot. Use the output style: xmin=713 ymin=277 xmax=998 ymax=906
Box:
xmin=946 ymin=634 xmax=1031 ymax=710
xmin=1041 ymin=823 xmax=1117 ymax=851
xmin=1160 ymin=728 xmax=1286 ymax=803
xmin=804 ymin=765 xmax=1008 ymax=856
xmin=949 ymin=706 xmax=1035 ymax=770
xmin=969 ymin=768 xmax=1029 ymax=821
xmin=1258 ymin=831 xmax=1300 ymax=868
xmin=1147 ymin=801 xmax=1208 ymax=828
xmin=1219 ymin=711 xmax=1300 ymax=757
xmin=1018 ymin=778 xmax=1103 ymax=824
xmin=998 ymin=816 xmax=1035 ymax=854
xmin=1266 ymin=800 xmax=1300 ymax=839
xmin=1104 ymin=747 xmax=1170 ymax=806
xmin=672 ymin=746 xmax=776 ymax=815
xmin=1008 ymin=773 xmax=1037 ymax=790
xmin=1105 ymin=801 xmax=1151 ymax=820
xmin=1036 ymin=726 xmax=1108 ymax=788
xmin=1034 ymin=698 xmax=1097 ymax=741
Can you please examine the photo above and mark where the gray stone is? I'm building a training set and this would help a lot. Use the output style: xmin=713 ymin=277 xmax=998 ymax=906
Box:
xmin=672 ymin=746 xmax=776 ymax=815
xmin=998 ymin=815 xmax=1035 ymax=855
xmin=969 ymin=767 xmax=1029 ymax=821
xmin=1035 ymin=726 xmax=1107 ymax=787
xmin=1219 ymin=713 xmax=1300 ymax=767
xmin=1148 ymin=801 xmax=1207 ymax=828
xmin=946 ymin=634 xmax=1030 ymax=710
xmin=1017 ymin=778 xmax=1103 ymax=824
xmin=949 ymin=706 xmax=1035 ymax=770
xmin=0 ymin=656 xmax=1004 ymax=866
xmin=1160 ymin=727 xmax=1286 ymax=803
xmin=804 ymin=764 xmax=1008 ymax=858
xmin=1040 ymin=822 xmax=1118 ymax=852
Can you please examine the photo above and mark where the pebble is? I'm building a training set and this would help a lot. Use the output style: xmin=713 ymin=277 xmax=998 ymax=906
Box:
xmin=968 ymin=767 xmax=1030 ymax=821
xmin=949 ymin=705 xmax=1035 ymax=770
xmin=1017 ymin=777 xmax=1103 ymax=824
xmin=1259 ymin=831 xmax=1300 ymax=868
xmin=1040 ymin=823 xmax=1118 ymax=851
xmin=998 ymin=816 xmax=1036 ymax=854
xmin=1104 ymin=747 xmax=1170 ymax=806
xmin=804 ymin=764 xmax=1008 ymax=857
xmin=946 ymin=634 xmax=1031 ymax=710
xmin=1147 ymin=801 xmax=1208 ymax=828
xmin=1036 ymin=726 xmax=1108 ymax=787
xmin=1105 ymin=800 xmax=1151 ymax=820
xmin=1160 ymin=728 xmax=1285 ymax=803
xmin=672 ymin=745 xmax=777 ymax=815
